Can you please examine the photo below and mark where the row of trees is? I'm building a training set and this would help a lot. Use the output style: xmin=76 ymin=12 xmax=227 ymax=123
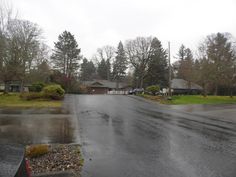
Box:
xmin=1 ymin=5 xmax=235 ymax=96
xmin=52 ymin=32 xmax=236 ymax=96
xmin=79 ymin=37 xmax=169 ymax=89
xmin=173 ymin=33 xmax=236 ymax=96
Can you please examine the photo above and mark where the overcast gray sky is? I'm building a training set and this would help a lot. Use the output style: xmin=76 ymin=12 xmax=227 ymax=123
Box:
xmin=10 ymin=0 xmax=236 ymax=61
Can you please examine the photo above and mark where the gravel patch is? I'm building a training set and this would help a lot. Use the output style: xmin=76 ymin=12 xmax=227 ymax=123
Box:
xmin=27 ymin=144 xmax=83 ymax=176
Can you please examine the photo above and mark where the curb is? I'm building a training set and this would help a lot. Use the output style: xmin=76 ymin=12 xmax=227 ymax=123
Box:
xmin=32 ymin=171 xmax=77 ymax=177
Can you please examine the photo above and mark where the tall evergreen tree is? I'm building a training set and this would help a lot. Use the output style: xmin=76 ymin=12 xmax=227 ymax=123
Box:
xmin=206 ymin=33 xmax=235 ymax=95
xmin=106 ymin=59 xmax=111 ymax=80
xmin=80 ymin=58 xmax=96 ymax=81
xmin=113 ymin=41 xmax=127 ymax=88
xmin=97 ymin=58 xmax=108 ymax=79
xmin=145 ymin=37 xmax=168 ymax=88
xmin=51 ymin=31 xmax=81 ymax=91
xmin=176 ymin=44 xmax=195 ymax=90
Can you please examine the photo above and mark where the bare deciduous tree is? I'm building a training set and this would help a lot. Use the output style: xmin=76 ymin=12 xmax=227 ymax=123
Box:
xmin=0 ymin=3 xmax=46 ymax=92
xmin=96 ymin=45 xmax=115 ymax=80
xmin=125 ymin=36 xmax=153 ymax=88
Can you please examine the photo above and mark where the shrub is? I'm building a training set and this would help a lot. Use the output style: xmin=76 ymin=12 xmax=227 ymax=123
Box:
xmin=20 ymin=92 xmax=44 ymax=100
xmin=26 ymin=144 xmax=49 ymax=158
xmin=146 ymin=85 xmax=160 ymax=96
xmin=29 ymin=82 xmax=46 ymax=92
xmin=42 ymin=84 xmax=65 ymax=100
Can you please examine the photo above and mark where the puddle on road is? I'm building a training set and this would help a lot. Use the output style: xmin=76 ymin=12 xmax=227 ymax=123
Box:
xmin=0 ymin=108 xmax=77 ymax=145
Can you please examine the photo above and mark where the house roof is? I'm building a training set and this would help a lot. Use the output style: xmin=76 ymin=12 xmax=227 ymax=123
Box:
xmin=171 ymin=79 xmax=203 ymax=90
xmin=82 ymin=80 xmax=128 ymax=89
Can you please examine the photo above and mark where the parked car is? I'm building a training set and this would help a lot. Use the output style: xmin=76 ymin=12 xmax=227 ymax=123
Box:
xmin=131 ymin=88 xmax=144 ymax=95
xmin=0 ymin=144 xmax=31 ymax=177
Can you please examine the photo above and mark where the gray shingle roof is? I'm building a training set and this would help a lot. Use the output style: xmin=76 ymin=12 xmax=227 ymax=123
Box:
xmin=82 ymin=80 xmax=128 ymax=89
xmin=171 ymin=79 xmax=203 ymax=90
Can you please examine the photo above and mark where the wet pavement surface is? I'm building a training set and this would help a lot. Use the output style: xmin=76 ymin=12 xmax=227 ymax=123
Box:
xmin=0 ymin=103 xmax=77 ymax=145
xmin=1 ymin=95 xmax=236 ymax=177
xmin=167 ymin=104 xmax=236 ymax=123
xmin=74 ymin=95 xmax=236 ymax=177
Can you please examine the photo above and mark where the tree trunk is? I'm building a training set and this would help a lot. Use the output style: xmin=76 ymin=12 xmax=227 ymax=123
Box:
xmin=187 ymin=81 xmax=191 ymax=95
xmin=116 ymin=79 xmax=119 ymax=90
xmin=4 ymin=81 xmax=9 ymax=93
xmin=202 ymin=82 xmax=207 ymax=97
xmin=214 ymin=85 xmax=218 ymax=96
xmin=140 ymin=73 xmax=145 ymax=89
xmin=229 ymin=85 xmax=233 ymax=98
xmin=20 ymin=80 xmax=24 ymax=93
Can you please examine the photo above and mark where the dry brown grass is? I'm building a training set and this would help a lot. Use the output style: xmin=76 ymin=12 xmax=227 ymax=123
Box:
xmin=26 ymin=144 xmax=49 ymax=158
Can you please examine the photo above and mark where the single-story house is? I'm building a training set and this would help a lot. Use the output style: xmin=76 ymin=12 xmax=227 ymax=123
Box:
xmin=171 ymin=78 xmax=203 ymax=94
xmin=0 ymin=81 xmax=30 ymax=92
xmin=82 ymin=80 xmax=130 ymax=94
xmin=0 ymin=83 xmax=4 ymax=91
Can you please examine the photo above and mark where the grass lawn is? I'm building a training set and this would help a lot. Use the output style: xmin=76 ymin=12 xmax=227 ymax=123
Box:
xmin=139 ymin=94 xmax=236 ymax=105
xmin=0 ymin=93 xmax=62 ymax=108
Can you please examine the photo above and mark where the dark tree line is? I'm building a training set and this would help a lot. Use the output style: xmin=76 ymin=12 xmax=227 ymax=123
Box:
xmin=79 ymin=37 xmax=169 ymax=89
xmin=1 ymin=4 xmax=235 ymax=96
xmin=174 ymin=33 xmax=236 ymax=96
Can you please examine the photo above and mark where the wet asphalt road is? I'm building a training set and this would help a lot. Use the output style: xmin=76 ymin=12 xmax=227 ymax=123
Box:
xmin=1 ymin=95 xmax=236 ymax=177
xmin=72 ymin=95 xmax=236 ymax=177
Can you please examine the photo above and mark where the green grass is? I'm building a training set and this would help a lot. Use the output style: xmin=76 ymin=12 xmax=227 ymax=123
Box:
xmin=139 ymin=94 xmax=236 ymax=105
xmin=167 ymin=95 xmax=236 ymax=105
xmin=0 ymin=93 xmax=62 ymax=108
xmin=138 ymin=94 xmax=162 ymax=101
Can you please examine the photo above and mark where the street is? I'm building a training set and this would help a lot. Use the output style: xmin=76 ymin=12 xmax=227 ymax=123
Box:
xmin=1 ymin=95 xmax=236 ymax=177
xmin=73 ymin=95 xmax=236 ymax=177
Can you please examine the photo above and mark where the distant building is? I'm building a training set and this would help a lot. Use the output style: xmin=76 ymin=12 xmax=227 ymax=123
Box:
xmin=82 ymin=80 xmax=130 ymax=94
xmin=0 ymin=81 xmax=30 ymax=92
xmin=171 ymin=79 xmax=203 ymax=94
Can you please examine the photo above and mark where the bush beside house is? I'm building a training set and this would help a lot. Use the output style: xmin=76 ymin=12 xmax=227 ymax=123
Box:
xmin=29 ymin=82 xmax=46 ymax=92
xmin=20 ymin=84 xmax=65 ymax=101
xmin=146 ymin=85 xmax=160 ymax=96
xmin=42 ymin=84 xmax=65 ymax=100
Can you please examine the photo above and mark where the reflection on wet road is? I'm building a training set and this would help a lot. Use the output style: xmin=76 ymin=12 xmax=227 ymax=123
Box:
xmin=0 ymin=107 xmax=75 ymax=145
xmin=74 ymin=95 xmax=236 ymax=177
xmin=1 ymin=95 xmax=236 ymax=177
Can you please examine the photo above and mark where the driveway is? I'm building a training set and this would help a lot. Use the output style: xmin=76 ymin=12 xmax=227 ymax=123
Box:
xmin=72 ymin=95 xmax=236 ymax=177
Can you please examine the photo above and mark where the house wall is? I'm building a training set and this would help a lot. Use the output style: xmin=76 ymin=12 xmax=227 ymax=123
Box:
xmin=173 ymin=89 xmax=202 ymax=95
xmin=88 ymin=87 xmax=109 ymax=94
xmin=0 ymin=85 xmax=5 ymax=91
xmin=108 ymin=90 xmax=128 ymax=95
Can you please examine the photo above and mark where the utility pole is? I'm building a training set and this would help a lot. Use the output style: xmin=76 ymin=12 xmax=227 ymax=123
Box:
xmin=168 ymin=41 xmax=172 ymax=99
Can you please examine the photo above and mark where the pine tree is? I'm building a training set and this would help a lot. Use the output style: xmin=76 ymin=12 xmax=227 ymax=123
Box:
xmin=206 ymin=33 xmax=235 ymax=96
xmin=97 ymin=59 xmax=108 ymax=79
xmin=113 ymin=41 xmax=127 ymax=88
xmin=51 ymin=31 xmax=81 ymax=91
xmin=176 ymin=45 xmax=194 ymax=82
xmin=145 ymin=38 xmax=168 ymax=88
xmin=51 ymin=31 xmax=80 ymax=77
xmin=106 ymin=59 xmax=111 ymax=80
xmin=80 ymin=58 xmax=96 ymax=81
